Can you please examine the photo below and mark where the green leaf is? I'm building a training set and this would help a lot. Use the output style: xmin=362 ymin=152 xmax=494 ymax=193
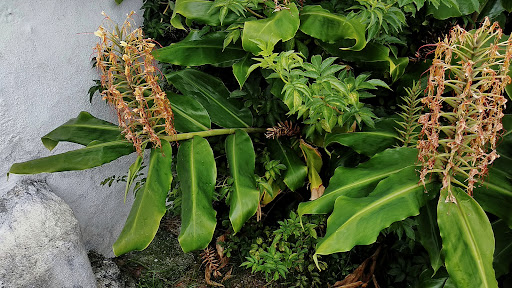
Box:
xmin=417 ymin=268 xmax=457 ymax=288
xmin=427 ymin=0 xmax=483 ymax=19
xmin=177 ymin=136 xmax=217 ymax=252
xmin=298 ymin=147 xmax=418 ymax=217
xmin=115 ymin=0 xmax=123 ymax=4
xmin=324 ymin=118 xmax=399 ymax=157
xmin=233 ymin=53 xmax=255 ymax=88
xmin=41 ymin=111 xmax=121 ymax=151
xmin=171 ymin=0 xmax=239 ymax=28
xmin=473 ymin=165 xmax=512 ymax=228
xmin=437 ymin=187 xmax=498 ymax=288
xmin=314 ymin=166 xmax=434 ymax=257
xmin=299 ymin=5 xmax=367 ymax=51
xmin=124 ymin=155 xmax=143 ymax=203
xmin=113 ymin=141 xmax=173 ymax=256
xmin=242 ymin=4 xmax=300 ymax=54
xmin=9 ymin=140 xmax=134 ymax=175
xmin=417 ymin=198 xmax=443 ymax=274
xmin=504 ymin=0 xmax=512 ymax=12
xmin=322 ymin=42 xmax=408 ymax=82
xmin=269 ymin=139 xmax=307 ymax=192
xmin=153 ymin=32 xmax=247 ymax=66
xmin=299 ymin=140 xmax=323 ymax=197
xmin=492 ymin=219 xmax=512 ymax=277
xmin=226 ymin=130 xmax=259 ymax=233
xmin=166 ymin=69 xmax=252 ymax=128
xmin=167 ymin=92 xmax=211 ymax=132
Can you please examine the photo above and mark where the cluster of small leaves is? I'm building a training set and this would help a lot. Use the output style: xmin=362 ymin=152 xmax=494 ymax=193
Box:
xmin=101 ymin=175 xmax=126 ymax=187
xmin=349 ymin=0 xmax=407 ymax=42
xmin=209 ymin=0 xmax=250 ymax=25
xmin=229 ymin=77 xmax=288 ymax=127
xmin=379 ymin=218 xmax=432 ymax=287
xmin=251 ymin=49 xmax=389 ymax=137
xmin=241 ymin=212 xmax=336 ymax=287
xmin=101 ymin=168 xmax=147 ymax=196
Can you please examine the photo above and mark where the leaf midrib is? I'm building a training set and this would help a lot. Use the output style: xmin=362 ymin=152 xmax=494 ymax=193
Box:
xmin=331 ymin=180 xmax=425 ymax=238
xmin=455 ymin=195 xmax=490 ymax=288
xmin=58 ymin=123 xmax=120 ymax=131
xmin=173 ymin=105 xmax=210 ymax=131
xmin=182 ymin=76 xmax=250 ymax=128
xmin=327 ymin=164 xmax=413 ymax=195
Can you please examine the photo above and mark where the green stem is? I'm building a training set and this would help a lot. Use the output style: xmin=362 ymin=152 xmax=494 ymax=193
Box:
xmin=246 ymin=7 xmax=265 ymax=18
xmin=160 ymin=128 xmax=266 ymax=142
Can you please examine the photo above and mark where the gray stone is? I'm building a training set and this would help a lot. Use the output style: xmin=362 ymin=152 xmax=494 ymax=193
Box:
xmin=0 ymin=0 xmax=144 ymax=258
xmin=0 ymin=180 xmax=97 ymax=288
xmin=89 ymin=251 xmax=136 ymax=288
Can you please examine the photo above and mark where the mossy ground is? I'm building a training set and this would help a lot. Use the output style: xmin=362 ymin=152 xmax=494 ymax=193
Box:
xmin=91 ymin=214 xmax=270 ymax=288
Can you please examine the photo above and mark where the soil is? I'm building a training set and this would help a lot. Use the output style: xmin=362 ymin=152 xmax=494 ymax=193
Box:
xmin=89 ymin=214 xmax=270 ymax=288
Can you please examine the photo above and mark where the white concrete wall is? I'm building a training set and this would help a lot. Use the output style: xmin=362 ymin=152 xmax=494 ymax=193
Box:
xmin=0 ymin=0 xmax=144 ymax=256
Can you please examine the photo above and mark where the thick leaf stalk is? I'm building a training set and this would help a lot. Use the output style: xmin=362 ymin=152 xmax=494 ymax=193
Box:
xmin=94 ymin=12 xmax=175 ymax=154
xmin=418 ymin=18 xmax=511 ymax=199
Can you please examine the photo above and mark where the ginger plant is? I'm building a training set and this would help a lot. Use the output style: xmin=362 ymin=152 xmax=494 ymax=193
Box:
xmin=417 ymin=17 xmax=511 ymax=200
xmin=94 ymin=12 xmax=175 ymax=155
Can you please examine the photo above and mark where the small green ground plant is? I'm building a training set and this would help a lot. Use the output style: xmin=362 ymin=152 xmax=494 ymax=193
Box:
xmin=9 ymin=0 xmax=512 ymax=287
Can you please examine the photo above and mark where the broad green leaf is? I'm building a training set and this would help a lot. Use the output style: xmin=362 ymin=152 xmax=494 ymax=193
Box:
xmin=437 ymin=187 xmax=498 ymax=288
xmin=322 ymin=42 xmax=408 ymax=82
xmin=124 ymin=155 xmax=143 ymax=203
xmin=417 ymin=268 xmax=457 ymax=288
xmin=473 ymin=166 xmax=512 ymax=228
xmin=299 ymin=5 xmax=366 ymax=51
xmin=226 ymin=130 xmax=259 ymax=233
xmin=113 ymin=141 xmax=173 ymax=256
xmin=167 ymin=92 xmax=211 ymax=132
xmin=314 ymin=166 xmax=434 ymax=257
xmin=171 ymin=0 xmax=239 ymax=28
xmin=9 ymin=140 xmax=134 ymax=175
xmin=417 ymin=198 xmax=443 ymax=274
xmin=269 ymin=139 xmax=307 ymax=192
xmin=153 ymin=32 xmax=246 ymax=66
xmin=242 ymin=4 xmax=299 ymax=54
xmin=177 ymin=136 xmax=217 ymax=252
xmin=427 ymin=0 xmax=484 ymax=19
xmin=233 ymin=53 xmax=254 ymax=88
xmin=497 ymin=114 xmax=512 ymax=159
xmin=299 ymin=140 xmax=324 ymax=200
xmin=298 ymin=147 xmax=418 ymax=217
xmin=324 ymin=118 xmax=399 ymax=157
xmin=504 ymin=0 xmax=512 ymax=12
xmin=492 ymin=219 xmax=512 ymax=277
xmin=166 ymin=69 xmax=252 ymax=128
xmin=41 ymin=111 xmax=121 ymax=151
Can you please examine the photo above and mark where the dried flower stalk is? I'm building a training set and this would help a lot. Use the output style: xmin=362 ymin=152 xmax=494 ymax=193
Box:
xmin=94 ymin=11 xmax=175 ymax=154
xmin=418 ymin=18 xmax=511 ymax=202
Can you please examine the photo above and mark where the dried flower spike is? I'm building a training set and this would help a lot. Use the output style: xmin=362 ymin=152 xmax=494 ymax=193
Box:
xmin=418 ymin=17 xmax=511 ymax=201
xmin=265 ymin=121 xmax=301 ymax=139
xmin=94 ymin=11 xmax=175 ymax=154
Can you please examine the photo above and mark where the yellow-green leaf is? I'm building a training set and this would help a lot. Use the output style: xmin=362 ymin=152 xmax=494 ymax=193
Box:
xmin=113 ymin=140 xmax=173 ymax=256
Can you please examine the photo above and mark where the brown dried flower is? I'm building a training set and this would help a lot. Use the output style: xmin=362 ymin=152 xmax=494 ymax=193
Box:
xmin=94 ymin=11 xmax=175 ymax=154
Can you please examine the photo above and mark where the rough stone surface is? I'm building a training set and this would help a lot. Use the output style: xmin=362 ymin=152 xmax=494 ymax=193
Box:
xmin=90 ymin=251 xmax=137 ymax=288
xmin=0 ymin=180 xmax=96 ymax=288
xmin=0 ymin=0 xmax=143 ymax=256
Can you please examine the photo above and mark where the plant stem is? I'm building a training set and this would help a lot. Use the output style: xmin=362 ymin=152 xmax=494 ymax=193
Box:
xmin=160 ymin=128 xmax=266 ymax=142
xmin=246 ymin=7 xmax=265 ymax=18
